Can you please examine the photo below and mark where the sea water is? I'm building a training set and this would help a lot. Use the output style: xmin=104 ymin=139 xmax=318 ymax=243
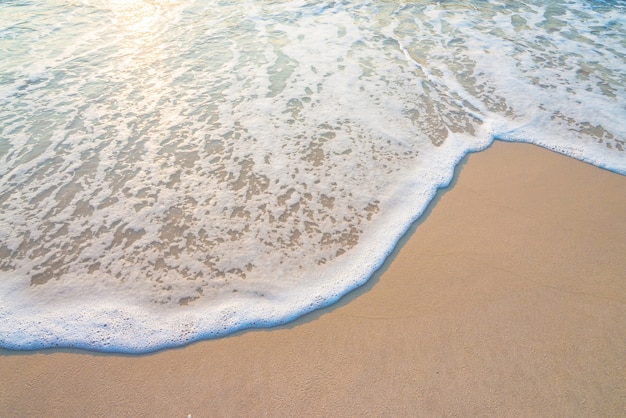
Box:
xmin=1 ymin=0 xmax=624 ymax=353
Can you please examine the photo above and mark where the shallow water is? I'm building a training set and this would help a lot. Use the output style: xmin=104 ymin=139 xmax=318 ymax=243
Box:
xmin=1 ymin=0 xmax=624 ymax=352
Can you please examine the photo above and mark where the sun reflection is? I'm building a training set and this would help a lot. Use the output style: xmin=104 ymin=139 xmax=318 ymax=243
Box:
xmin=107 ymin=0 xmax=178 ymax=34
xmin=101 ymin=0 xmax=184 ymax=111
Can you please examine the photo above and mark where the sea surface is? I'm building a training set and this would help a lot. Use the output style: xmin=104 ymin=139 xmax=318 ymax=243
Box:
xmin=1 ymin=0 xmax=624 ymax=353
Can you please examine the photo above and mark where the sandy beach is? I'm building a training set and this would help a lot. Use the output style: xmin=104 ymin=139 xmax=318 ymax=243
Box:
xmin=1 ymin=141 xmax=625 ymax=417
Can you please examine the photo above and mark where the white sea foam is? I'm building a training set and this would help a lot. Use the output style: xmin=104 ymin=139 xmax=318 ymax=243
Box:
xmin=0 ymin=0 xmax=624 ymax=352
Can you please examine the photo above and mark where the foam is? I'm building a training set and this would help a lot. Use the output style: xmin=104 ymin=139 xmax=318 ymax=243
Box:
xmin=0 ymin=0 xmax=624 ymax=353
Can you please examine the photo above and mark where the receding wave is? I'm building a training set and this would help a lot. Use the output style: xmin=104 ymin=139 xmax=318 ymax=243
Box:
xmin=0 ymin=0 xmax=624 ymax=352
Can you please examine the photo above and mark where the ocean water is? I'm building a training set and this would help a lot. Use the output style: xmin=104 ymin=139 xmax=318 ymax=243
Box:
xmin=1 ymin=0 xmax=624 ymax=353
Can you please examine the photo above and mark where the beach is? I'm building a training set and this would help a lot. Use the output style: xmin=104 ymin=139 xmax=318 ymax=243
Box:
xmin=1 ymin=140 xmax=624 ymax=416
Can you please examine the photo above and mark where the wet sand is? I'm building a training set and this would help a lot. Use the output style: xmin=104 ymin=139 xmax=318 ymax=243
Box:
xmin=1 ymin=141 xmax=625 ymax=417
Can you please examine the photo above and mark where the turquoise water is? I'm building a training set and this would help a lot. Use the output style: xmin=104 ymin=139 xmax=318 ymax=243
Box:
xmin=1 ymin=0 xmax=624 ymax=353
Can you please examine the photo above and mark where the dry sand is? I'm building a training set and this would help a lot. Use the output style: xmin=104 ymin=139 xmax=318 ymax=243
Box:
xmin=1 ymin=141 xmax=625 ymax=417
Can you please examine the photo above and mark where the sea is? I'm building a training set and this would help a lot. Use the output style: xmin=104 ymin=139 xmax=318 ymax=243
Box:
xmin=1 ymin=0 xmax=624 ymax=353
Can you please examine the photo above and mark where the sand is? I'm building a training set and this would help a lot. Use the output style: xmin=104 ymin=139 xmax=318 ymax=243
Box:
xmin=1 ymin=141 xmax=625 ymax=417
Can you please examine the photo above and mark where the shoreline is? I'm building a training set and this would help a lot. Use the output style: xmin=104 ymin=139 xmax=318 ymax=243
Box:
xmin=2 ymin=141 xmax=625 ymax=416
